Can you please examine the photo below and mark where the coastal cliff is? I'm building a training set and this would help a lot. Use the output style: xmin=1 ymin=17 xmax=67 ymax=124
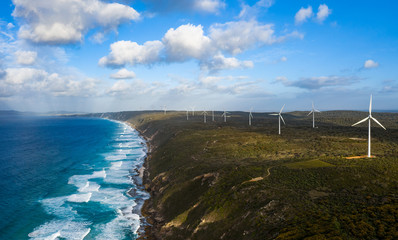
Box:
xmin=84 ymin=111 xmax=398 ymax=239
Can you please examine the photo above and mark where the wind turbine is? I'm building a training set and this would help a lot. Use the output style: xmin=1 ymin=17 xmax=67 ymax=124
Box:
xmin=191 ymin=106 xmax=195 ymax=116
xmin=270 ymin=104 xmax=286 ymax=135
xmin=161 ymin=105 xmax=167 ymax=115
xmin=202 ymin=110 xmax=208 ymax=123
xmin=248 ymin=108 xmax=253 ymax=126
xmin=221 ymin=110 xmax=229 ymax=122
xmin=352 ymin=95 xmax=386 ymax=158
xmin=308 ymin=101 xmax=321 ymax=128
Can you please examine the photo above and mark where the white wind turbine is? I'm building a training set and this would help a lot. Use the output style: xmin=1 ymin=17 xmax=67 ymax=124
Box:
xmin=191 ymin=106 xmax=195 ymax=116
xmin=352 ymin=95 xmax=386 ymax=158
xmin=185 ymin=109 xmax=189 ymax=120
xmin=161 ymin=105 xmax=167 ymax=115
xmin=202 ymin=110 xmax=208 ymax=123
xmin=308 ymin=101 xmax=321 ymax=128
xmin=270 ymin=104 xmax=286 ymax=135
xmin=248 ymin=108 xmax=253 ymax=126
xmin=212 ymin=110 xmax=215 ymax=122
xmin=221 ymin=110 xmax=229 ymax=122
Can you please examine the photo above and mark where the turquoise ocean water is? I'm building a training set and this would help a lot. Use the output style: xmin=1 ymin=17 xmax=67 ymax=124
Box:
xmin=0 ymin=114 xmax=148 ymax=239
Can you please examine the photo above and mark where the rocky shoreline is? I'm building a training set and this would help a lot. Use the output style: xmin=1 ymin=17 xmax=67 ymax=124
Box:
xmin=125 ymin=121 xmax=162 ymax=240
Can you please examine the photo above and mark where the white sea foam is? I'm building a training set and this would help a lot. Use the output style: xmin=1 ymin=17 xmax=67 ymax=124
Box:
xmin=68 ymin=170 xmax=106 ymax=189
xmin=116 ymin=142 xmax=140 ymax=148
xmin=94 ymin=211 xmax=140 ymax=240
xmin=40 ymin=196 xmax=77 ymax=218
xmin=78 ymin=181 xmax=100 ymax=192
xmin=110 ymin=161 xmax=123 ymax=169
xmin=67 ymin=193 xmax=92 ymax=203
xmin=103 ymin=167 xmax=132 ymax=184
xmin=91 ymin=169 xmax=107 ymax=179
xmin=29 ymin=220 xmax=91 ymax=240
xmin=91 ymin=187 xmax=136 ymax=208
xmin=115 ymin=148 xmax=134 ymax=155
xmin=105 ymin=154 xmax=128 ymax=161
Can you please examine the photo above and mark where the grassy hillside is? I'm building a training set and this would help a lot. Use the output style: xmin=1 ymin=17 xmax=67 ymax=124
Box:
xmin=85 ymin=110 xmax=398 ymax=239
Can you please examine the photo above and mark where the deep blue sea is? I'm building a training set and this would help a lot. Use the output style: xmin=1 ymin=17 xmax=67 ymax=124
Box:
xmin=0 ymin=114 xmax=148 ymax=239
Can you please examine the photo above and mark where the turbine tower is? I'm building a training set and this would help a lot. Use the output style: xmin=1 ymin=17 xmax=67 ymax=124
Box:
xmin=221 ymin=110 xmax=229 ymax=122
xmin=352 ymin=95 xmax=386 ymax=158
xmin=202 ymin=110 xmax=208 ymax=123
xmin=248 ymin=108 xmax=253 ymax=126
xmin=308 ymin=101 xmax=321 ymax=128
xmin=212 ymin=110 xmax=215 ymax=122
xmin=270 ymin=104 xmax=286 ymax=135
xmin=161 ymin=105 xmax=167 ymax=115
xmin=185 ymin=109 xmax=189 ymax=120
xmin=191 ymin=106 xmax=195 ymax=116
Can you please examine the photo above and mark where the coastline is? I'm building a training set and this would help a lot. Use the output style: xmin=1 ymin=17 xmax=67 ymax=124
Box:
xmin=104 ymin=119 xmax=154 ymax=239
xmin=123 ymin=121 xmax=159 ymax=240
xmin=74 ymin=111 xmax=398 ymax=240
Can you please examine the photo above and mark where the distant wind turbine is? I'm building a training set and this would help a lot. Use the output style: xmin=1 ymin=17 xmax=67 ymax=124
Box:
xmin=270 ymin=104 xmax=286 ymax=135
xmin=249 ymin=108 xmax=253 ymax=126
xmin=221 ymin=110 xmax=229 ymax=122
xmin=212 ymin=110 xmax=215 ymax=122
xmin=161 ymin=105 xmax=167 ymax=115
xmin=308 ymin=101 xmax=321 ymax=128
xmin=202 ymin=110 xmax=208 ymax=123
xmin=352 ymin=95 xmax=386 ymax=158
xmin=191 ymin=106 xmax=195 ymax=116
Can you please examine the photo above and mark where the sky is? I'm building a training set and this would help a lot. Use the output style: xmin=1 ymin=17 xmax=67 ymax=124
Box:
xmin=0 ymin=0 xmax=397 ymax=113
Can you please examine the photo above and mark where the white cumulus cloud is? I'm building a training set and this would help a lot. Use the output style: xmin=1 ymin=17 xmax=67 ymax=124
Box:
xmin=193 ymin=0 xmax=225 ymax=13
xmin=110 ymin=68 xmax=136 ymax=79
xmin=15 ymin=50 xmax=37 ymax=65
xmin=163 ymin=24 xmax=212 ymax=61
xmin=295 ymin=6 xmax=313 ymax=25
xmin=7 ymin=23 xmax=15 ymax=29
xmin=364 ymin=59 xmax=379 ymax=69
xmin=1 ymin=67 xmax=100 ymax=97
xmin=210 ymin=20 xmax=277 ymax=55
xmin=316 ymin=4 xmax=332 ymax=23
xmin=142 ymin=0 xmax=224 ymax=13
xmin=201 ymin=53 xmax=253 ymax=72
xmin=100 ymin=20 xmax=302 ymax=72
xmin=99 ymin=40 xmax=164 ymax=67
xmin=12 ymin=0 xmax=140 ymax=44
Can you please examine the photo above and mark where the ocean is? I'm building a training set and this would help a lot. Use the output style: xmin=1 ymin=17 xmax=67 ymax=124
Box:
xmin=0 ymin=113 xmax=148 ymax=239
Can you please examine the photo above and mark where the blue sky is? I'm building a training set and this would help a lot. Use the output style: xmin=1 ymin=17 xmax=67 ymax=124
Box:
xmin=0 ymin=0 xmax=397 ymax=112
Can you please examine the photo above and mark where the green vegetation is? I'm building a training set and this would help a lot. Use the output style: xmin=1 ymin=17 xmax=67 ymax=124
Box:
xmin=82 ymin=110 xmax=398 ymax=239
xmin=285 ymin=160 xmax=335 ymax=169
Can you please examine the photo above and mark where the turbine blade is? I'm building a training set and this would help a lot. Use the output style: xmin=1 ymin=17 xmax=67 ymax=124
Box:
xmin=352 ymin=117 xmax=369 ymax=126
xmin=280 ymin=114 xmax=286 ymax=125
xmin=369 ymin=94 xmax=372 ymax=115
xmin=315 ymin=109 xmax=321 ymax=113
xmin=312 ymin=101 xmax=314 ymax=110
xmin=370 ymin=116 xmax=386 ymax=130
xmin=307 ymin=110 xmax=313 ymax=116
xmin=269 ymin=114 xmax=279 ymax=116
xmin=280 ymin=104 xmax=285 ymax=113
